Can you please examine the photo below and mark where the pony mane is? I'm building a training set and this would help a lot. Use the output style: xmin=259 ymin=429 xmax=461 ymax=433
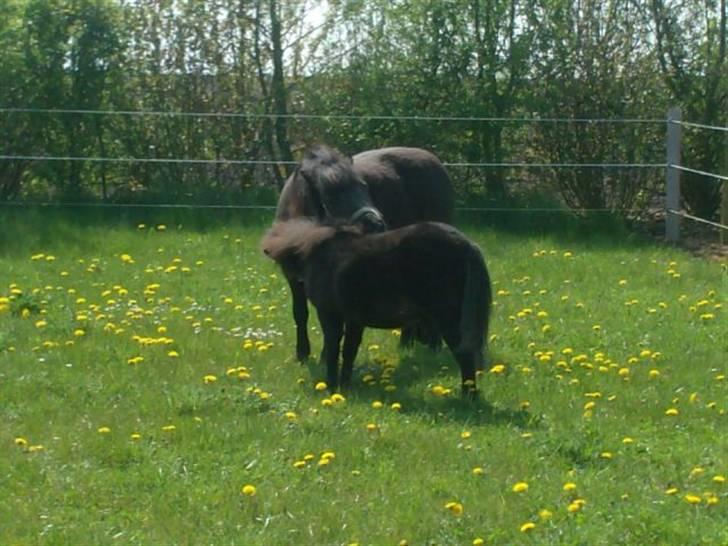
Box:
xmin=300 ymin=145 xmax=354 ymax=188
xmin=261 ymin=219 xmax=338 ymax=262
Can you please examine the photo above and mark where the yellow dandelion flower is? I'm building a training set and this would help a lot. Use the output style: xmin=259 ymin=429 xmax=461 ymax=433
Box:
xmin=97 ymin=426 xmax=111 ymax=434
xmin=713 ymin=475 xmax=726 ymax=484
xmin=665 ymin=408 xmax=679 ymax=416
xmin=622 ymin=437 xmax=634 ymax=444
xmin=601 ymin=451 xmax=613 ymax=459
xmin=520 ymin=522 xmax=536 ymax=533
xmin=161 ymin=425 xmax=176 ymax=432
xmin=241 ymin=484 xmax=257 ymax=497
xmin=130 ymin=432 xmax=142 ymax=441
xmin=293 ymin=460 xmax=306 ymax=469
xmin=461 ymin=430 xmax=472 ymax=439
xmin=489 ymin=364 xmax=506 ymax=374
xmin=331 ymin=393 xmax=346 ymax=404
xmin=203 ymin=374 xmax=217 ymax=384
xmin=539 ymin=509 xmax=553 ymax=521
xmin=473 ymin=539 xmax=485 ymax=546
xmin=683 ymin=494 xmax=701 ymax=504
xmin=512 ymin=482 xmax=529 ymax=493
xmin=665 ymin=487 xmax=679 ymax=495
xmin=472 ymin=466 xmax=485 ymax=476
xmin=321 ymin=398 xmax=333 ymax=407
xmin=391 ymin=402 xmax=402 ymax=411
xmin=431 ymin=385 xmax=451 ymax=396
xmin=315 ymin=381 xmax=328 ymax=392
xmin=14 ymin=437 xmax=28 ymax=447
xmin=366 ymin=423 xmax=379 ymax=432
xmin=563 ymin=482 xmax=577 ymax=491
xmin=284 ymin=411 xmax=297 ymax=421
xmin=444 ymin=501 xmax=464 ymax=516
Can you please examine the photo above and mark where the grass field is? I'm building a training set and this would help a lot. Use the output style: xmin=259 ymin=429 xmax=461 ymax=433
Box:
xmin=1 ymin=208 xmax=726 ymax=545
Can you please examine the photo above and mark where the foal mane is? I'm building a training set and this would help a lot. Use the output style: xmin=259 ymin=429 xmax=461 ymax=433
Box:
xmin=261 ymin=219 xmax=338 ymax=263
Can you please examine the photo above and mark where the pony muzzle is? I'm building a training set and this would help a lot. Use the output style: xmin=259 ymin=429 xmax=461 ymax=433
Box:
xmin=350 ymin=207 xmax=387 ymax=232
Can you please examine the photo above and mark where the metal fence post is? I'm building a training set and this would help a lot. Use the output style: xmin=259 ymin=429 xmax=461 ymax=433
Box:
xmin=722 ymin=146 xmax=728 ymax=245
xmin=665 ymin=107 xmax=682 ymax=242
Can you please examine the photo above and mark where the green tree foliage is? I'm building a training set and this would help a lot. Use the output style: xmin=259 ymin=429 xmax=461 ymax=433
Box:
xmin=650 ymin=0 xmax=727 ymax=217
xmin=0 ymin=0 xmax=725 ymax=216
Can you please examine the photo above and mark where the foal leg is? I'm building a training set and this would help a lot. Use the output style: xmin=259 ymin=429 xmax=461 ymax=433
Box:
xmin=318 ymin=310 xmax=344 ymax=391
xmin=288 ymin=277 xmax=310 ymax=361
xmin=341 ymin=322 xmax=364 ymax=388
xmin=441 ymin=327 xmax=478 ymax=399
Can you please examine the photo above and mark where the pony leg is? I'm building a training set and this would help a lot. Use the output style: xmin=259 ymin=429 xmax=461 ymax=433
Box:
xmin=318 ymin=310 xmax=344 ymax=391
xmin=399 ymin=325 xmax=416 ymax=348
xmin=341 ymin=323 xmax=364 ymax=388
xmin=289 ymin=277 xmax=311 ymax=361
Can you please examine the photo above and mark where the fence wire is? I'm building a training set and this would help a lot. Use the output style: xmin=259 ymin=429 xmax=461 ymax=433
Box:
xmin=0 ymin=154 xmax=666 ymax=170
xmin=670 ymin=164 xmax=728 ymax=182
xmin=670 ymin=119 xmax=728 ymax=133
xmin=0 ymin=107 xmax=665 ymax=124
xmin=667 ymin=209 xmax=728 ymax=231
xmin=0 ymin=200 xmax=639 ymax=213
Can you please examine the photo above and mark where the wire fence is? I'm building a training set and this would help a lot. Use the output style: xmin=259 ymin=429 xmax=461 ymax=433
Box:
xmin=0 ymin=107 xmax=666 ymax=124
xmin=1 ymin=107 xmax=726 ymax=236
xmin=0 ymin=154 xmax=666 ymax=170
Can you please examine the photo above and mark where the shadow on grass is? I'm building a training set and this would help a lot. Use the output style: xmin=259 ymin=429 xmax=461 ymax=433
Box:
xmin=301 ymin=345 xmax=537 ymax=429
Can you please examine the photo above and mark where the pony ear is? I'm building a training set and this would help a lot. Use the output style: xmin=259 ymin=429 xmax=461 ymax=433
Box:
xmin=297 ymin=166 xmax=326 ymax=220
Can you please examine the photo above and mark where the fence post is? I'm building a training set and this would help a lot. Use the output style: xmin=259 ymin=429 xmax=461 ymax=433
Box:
xmin=722 ymin=148 xmax=728 ymax=245
xmin=665 ymin=107 xmax=682 ymax=242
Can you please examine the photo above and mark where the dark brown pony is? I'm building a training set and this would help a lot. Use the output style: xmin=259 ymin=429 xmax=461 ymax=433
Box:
xmin=275 ymin=145 xmax=454 ymax=360
xmin=262 ymin=220 xmax=491 ymax=396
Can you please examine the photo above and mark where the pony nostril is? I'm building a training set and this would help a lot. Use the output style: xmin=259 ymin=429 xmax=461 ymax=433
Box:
xmin=363 ymin=214 xmax=387 ymax=233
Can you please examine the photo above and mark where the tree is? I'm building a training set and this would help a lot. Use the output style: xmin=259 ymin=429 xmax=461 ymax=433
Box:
xmin=22 ymin=0 xmax=123 ymax=197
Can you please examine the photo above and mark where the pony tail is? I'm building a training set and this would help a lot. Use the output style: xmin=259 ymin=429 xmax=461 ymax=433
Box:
xmin=457 ymin=244 xmax=492 ymax=365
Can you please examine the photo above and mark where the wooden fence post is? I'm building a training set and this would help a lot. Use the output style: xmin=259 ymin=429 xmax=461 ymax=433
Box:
xmin=665 ymin=107 xmax=682 ymax=243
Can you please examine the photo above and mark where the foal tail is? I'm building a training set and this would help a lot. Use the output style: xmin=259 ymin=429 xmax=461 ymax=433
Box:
xmin=458 ymin=243 xmax=492 ymax=364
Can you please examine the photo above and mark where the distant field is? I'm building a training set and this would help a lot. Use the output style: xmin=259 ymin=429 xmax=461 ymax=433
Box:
xmin=1 ymin=210 xmax=726 ymax=545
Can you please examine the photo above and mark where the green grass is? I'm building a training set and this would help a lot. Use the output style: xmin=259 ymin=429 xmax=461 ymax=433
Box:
xmin=1 ymin=209 xmax=726 ymax=545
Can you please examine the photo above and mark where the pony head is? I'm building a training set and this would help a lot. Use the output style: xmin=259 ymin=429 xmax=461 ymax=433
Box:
xmin=298 ymin=145 xmax=387 ymax=233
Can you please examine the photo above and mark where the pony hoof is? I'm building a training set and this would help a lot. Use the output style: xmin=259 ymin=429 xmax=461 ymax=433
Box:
xmin=462 ymin=387 xmax=479 ymax=400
